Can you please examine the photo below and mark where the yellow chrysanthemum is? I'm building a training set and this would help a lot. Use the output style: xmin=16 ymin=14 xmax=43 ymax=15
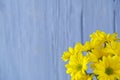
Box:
xmin=62 ymin=43 xmax=83 ymax=62
xmin=62 ymin=30 xmax=120 ymax=80
xmin=62 ymin=47 xmax=74 ymax=62
xmin=65 ymin=53 xmax=89 ymax=77
xmin=84 ymin=40 xmax=98 ymax=53
xmin=90 ymin=30 xmax=118 ymax=46
xmin=71 ymin=73 xmax=93 ymax=80
xmin=94 ymin=56 xmax=120 ymax=80
xmin=89 ymin=47 xmax=111 ymax=63
xmin=74 ymin=42 xmax=83 ymax=53
xmin=104 ymin=41 xmax=120 ymax=56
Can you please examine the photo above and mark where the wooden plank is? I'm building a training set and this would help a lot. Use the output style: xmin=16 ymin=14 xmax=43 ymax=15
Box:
xmin=82 ymin=0 xmax=114 ymax=42
xmin=16 ymin=0 xmax=51 ymax=80
xmin=43 ymin=0 xmax=58 ymax=80
xmin=0 ymin=0 xmax=52 ymax=80
xmin=50 ymin=0 xmax=83 ymax=80
xmin=114 ymin=0 xmax=120 ymax=35
xmin=0 ymin=0 xmax=21 ymax=80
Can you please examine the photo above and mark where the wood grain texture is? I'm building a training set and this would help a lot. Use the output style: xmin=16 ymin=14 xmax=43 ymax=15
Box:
xmin=82 ymin=0 xmax=114 ymax=42
xmin=114 ymin=0 xmax=120 ymax=34
xmin=0 ymin=0 xmax=119 ymax=80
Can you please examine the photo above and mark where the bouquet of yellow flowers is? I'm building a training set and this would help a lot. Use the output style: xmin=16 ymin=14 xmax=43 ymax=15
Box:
xmin=62 ymin=30 xmax=120 ymax=80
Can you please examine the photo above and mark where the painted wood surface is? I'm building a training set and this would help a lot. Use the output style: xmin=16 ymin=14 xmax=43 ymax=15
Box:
xmin=0 ymin=0 xmax=119 ymax=80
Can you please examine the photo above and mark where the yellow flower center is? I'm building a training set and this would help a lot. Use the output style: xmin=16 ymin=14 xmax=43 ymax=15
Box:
xmin=105 ymin=67 xmax=113 ymax=75
xmin=77 ymin=64 xmax=82 ymax=71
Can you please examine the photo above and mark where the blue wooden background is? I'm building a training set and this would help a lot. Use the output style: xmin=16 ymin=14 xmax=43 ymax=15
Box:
xmin=0 ymin=0 xmax=120 ymax=80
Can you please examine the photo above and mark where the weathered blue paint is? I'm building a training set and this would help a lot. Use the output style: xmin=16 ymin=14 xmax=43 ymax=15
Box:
xmin=0 ymin=0 xmax=119 ymax=80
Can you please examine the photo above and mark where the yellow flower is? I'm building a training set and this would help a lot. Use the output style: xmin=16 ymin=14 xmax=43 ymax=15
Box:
xmin=90 ymin=30 xmax=118 ymax=47
xmin=89 ymin=47 xmax=111 ymax=63
xmin=71 ymin=73 xmax=93 ymax=80
xmin=62 ymin=43 xmax=83 ymax=62
xmin=80 ymin=74 xmax=93 ymax=80
xmin=105 ymin=41 xmax=120 ymax=56
xmin=62 ymin=47 xmax=74 ymax=62
xmin=84 ymin=41 xmax=96 ymax=52
xmin=62 ymin=30 xmax=120 ymax=80
xmin=65 ymin=53 xmax=89 ymax=77
xmin=94 ymin=56 xmax=120 ymax=80
xmin=74 ymin=42 xmax=83 ymax=53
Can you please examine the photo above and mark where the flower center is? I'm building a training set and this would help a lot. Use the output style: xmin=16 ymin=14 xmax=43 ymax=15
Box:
xmin=105 ymin=67 xmax=113 ymax=75
xmin=77 ymin=64 xmax=82 ymax=71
